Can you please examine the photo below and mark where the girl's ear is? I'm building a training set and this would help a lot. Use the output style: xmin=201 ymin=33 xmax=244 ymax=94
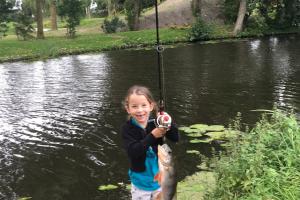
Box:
xmin=125 ymin=106 xmax=130 ymax=114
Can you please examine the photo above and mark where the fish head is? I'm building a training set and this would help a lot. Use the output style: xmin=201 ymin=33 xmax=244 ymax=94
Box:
xmin=157 ymin=144 xmax=173 ymax=166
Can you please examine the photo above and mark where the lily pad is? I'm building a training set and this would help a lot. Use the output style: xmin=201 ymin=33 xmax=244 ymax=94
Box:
xmin=189 ymin=124 xmax=209 ymax=132
xmin=189 ymin=138 xmax=213 ymax=144
xmin=205 ymin=129 xmax=240 ymax=141
xmin=186 ymin=150 xmax=200 ymax=155
xmin=187 ymin=132 xmax=204 ymax=137
xmin=206 ymin=125 xmax=225 ymax=132
xmin=182 ymin=128 xmax=203 ymax=134
xmin=178 ymin=126 xmax=190 ymax=131
xmin=98 ymin=184 xmax=118 ymax=191
xmin=18 ymin=198 xmax=32 ymax=200
xmin=205 ymin=131 xmax=226 ymax=140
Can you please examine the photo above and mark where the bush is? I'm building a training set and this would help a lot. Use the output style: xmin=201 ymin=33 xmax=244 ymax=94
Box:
xmin=0 ymin=22 xmax=9 ymax=38
xmin=13 ymin=12 xmax=34 ymax=40
xmin=207 ymin=109 xmax=300 ymax=200
xmin=188 ymin=17 xmax=212 ymax=41
xmin=101 ymin=16 xmax=126 ymax=33
xmin=244 ymin=8 xmax=269 ymax=35
xmin=223 ymin=0 xmax=239 ymax=24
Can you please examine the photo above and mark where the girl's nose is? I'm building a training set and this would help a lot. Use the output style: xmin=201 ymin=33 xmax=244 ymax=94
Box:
xmin=137 ymin=106 xmax=143 ymax=112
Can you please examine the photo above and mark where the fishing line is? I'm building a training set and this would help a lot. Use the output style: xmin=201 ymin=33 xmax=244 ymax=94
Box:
xmin=154 ymin=0 xmax=166 ymax=113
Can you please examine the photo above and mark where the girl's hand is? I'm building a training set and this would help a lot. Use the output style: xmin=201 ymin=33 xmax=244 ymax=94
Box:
xmin=151 ymin=127 xmax=167 ymax=138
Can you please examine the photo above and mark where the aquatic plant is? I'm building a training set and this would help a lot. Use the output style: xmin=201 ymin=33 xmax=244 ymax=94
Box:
xmin=206 ymin=109 xmax=300 ymax=199
xmin=98 ymin=184 xmax=118 ymax=191
xmin=179 ymin=123 xmax=239 ymax=144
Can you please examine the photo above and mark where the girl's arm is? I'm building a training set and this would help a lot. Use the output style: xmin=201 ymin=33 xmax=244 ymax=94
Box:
xmin=165 ymin=122 xmax=179 ymax=142
xmin=121 ymin=125 xmax=156 ymax=159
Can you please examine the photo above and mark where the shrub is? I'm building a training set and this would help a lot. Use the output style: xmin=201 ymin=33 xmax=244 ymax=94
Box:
xmin=0 ymin=22 xmax=8 ymax=38
xmin=223 ymin=0 xmax=239 ymax=24
xmin=101 ymin=16 xmax=126 ymax=33
xmin=13 ymin=12 xmax=34 ymax=40
xmin=188 ymin=17 xmax=212 ymax=41
xmin=58 ymin=0 xmax=83 ymax=38
xmin=206 ymin=109 xmax=300 ymax=200
xmin=244 ymin=8 xmax=269 ymax=35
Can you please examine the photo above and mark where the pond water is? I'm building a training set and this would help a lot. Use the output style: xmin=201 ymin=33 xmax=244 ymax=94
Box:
xmin=0 ymin=34 xmax=299 ymax=200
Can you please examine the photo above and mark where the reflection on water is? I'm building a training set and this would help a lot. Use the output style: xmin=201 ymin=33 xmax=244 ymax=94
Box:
xmin=0 ymin=35 xmax=299 ymax=200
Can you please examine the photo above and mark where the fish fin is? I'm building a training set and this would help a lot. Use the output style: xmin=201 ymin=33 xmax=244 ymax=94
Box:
xmin=154 ymin=173 xmax=161 ymax=184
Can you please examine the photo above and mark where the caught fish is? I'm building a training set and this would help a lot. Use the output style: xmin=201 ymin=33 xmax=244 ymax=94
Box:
xmin=154 ymin=144 xmax=177 ymax=200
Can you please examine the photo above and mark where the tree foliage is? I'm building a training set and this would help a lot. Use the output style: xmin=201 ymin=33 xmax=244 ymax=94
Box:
xmin=224 ymin=0 xmax=300 ymax=32
xmin=0 ymin=0 xmax=14 ymax=38
xmin=13 ymin=11 xmax=34 ymax=40
xmin=124 ymin=0 xmax=141 ymax=30
xmin=58 ymin=0 xmax=83 ymax=38
xmin=101 ymin=16 xmax=126 ymax=33
xmin=189 ymin=17 xmax=212 ymax=41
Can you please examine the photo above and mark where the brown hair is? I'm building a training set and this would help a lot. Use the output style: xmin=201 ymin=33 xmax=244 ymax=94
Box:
xmin=123 ymin=85 xmax=158 ymax=115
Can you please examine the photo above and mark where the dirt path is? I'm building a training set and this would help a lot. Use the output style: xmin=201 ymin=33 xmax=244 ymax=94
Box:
xmin=139 ymin=0 xmax=194 ymax=29
xmin=139 ymin=0 xmax=223 ymax=30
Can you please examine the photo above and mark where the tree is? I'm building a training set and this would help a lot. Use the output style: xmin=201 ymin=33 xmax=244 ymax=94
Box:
xmin=58 ymin=0 xmax=83 ymax=38
xmin=233 ymin=0 xmax=246 ymax=35
xmin=14 ymin=11 xmax=34 ymax=40
xmin=36 ymin=0 xmax=44 ymax=39
xmin=82 ymin=0 xmax=92 ymax=18
xmin=50 ymin=0 xmax=57 ymax=30
xmin=191 ymin=0 xmax=201 ymax=17
xmin=107 ymin=0 xmax=116 ymax=16
xmin=124 ymin=0 xmax=140 ymax=30
xmin=0 ymin=0 xmax=14 ymax=38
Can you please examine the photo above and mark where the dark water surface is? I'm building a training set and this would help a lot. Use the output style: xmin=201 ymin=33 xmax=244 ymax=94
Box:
xmin=0 ymin=35 xmax=299 ymax=200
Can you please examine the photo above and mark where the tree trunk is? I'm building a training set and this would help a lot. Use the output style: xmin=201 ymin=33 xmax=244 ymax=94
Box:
xmin=86 ymin=7 xmax=91 ymax=18
xmin=36 ymin=0 xmax=44 ymax=39
xmin=192 ymin=0 xmax=201 ymax=17
xmin=107 ymin=0 xmax=116 ymax=16
xmin=233 ymin=0 xmax=247 ymax=35
xmin=132 ymin=0 xmax=139 ymax=30
xmin=50 ymin=0 xmax=57 ymax=30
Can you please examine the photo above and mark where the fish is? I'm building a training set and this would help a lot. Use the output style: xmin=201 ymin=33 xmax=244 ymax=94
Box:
xmin=154 ymin=144 xmax=177 ymax=200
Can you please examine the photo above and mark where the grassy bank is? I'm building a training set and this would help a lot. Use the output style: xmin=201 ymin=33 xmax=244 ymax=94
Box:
xmin=178 ymin=109 xmax=300 ymax=200
xmin=0 ymin=28 xmax=188 ymax=63
xmin=1 ymin=17 xmax=299 ymax=63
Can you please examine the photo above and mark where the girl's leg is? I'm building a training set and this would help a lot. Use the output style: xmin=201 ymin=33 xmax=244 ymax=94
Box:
xmin=151 ymin=187 xmax=162 ymax=200
xmin=131 ymin=184 xmax=152 ymax=200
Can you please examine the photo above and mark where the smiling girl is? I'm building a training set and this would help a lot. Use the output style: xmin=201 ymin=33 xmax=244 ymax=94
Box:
xmin=121 ymin=85 xmax=179 ymax=200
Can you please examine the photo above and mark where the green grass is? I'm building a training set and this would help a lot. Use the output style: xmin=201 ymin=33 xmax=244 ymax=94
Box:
xmin=1 ymin=16 xmax=299 ymax=63
xmin=206 ymin=109 xmax=300 ymax=200
xmin=0 ymin=27 xmax=189 ymax=62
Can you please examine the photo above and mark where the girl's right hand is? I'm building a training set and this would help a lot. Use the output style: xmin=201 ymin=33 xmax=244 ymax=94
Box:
xmin=151 ymin=127 xmax=167 ymax=138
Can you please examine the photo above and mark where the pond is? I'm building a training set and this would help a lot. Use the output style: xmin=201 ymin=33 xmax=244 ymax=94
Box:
xmin=0 ymin=34 xmax=299 ymax=200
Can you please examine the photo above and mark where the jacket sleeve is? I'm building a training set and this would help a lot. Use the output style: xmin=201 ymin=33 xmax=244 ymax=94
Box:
xmin=165 ymin=122 xmax=179 ymax=142
xmin=121 ymin=124 xmax=157 ymax=159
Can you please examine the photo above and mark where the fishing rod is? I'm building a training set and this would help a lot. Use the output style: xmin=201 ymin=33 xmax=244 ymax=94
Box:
xmin=154 ymin=0 xmax=172 ymax=130
xmin=154 ymin=0 xmax=165 ymax=114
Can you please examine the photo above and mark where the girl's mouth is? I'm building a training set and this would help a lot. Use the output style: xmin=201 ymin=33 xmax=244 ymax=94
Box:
xmin=135 ymin=114 xmax=146 ymax=121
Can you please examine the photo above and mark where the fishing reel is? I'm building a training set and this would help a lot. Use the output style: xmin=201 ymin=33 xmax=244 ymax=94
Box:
xmin=156 ymin=111 xmax=172 ymax=130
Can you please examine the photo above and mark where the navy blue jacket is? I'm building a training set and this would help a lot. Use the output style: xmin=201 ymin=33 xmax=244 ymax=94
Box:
xmin=121 ymin=119 xmax=179 ymax=172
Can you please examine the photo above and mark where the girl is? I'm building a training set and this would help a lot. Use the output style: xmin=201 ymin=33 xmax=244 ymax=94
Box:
xmin=121 ymin=85 xmax=179 ymax=200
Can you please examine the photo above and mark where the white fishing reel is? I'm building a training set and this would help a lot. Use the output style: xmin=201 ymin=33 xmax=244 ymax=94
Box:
xmin=156 ymin=111 xmax=172 ymax=130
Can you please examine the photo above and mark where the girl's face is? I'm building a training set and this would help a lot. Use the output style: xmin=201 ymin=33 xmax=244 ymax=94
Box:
xmin=126 ymin=94 xmax=154 ymax=127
